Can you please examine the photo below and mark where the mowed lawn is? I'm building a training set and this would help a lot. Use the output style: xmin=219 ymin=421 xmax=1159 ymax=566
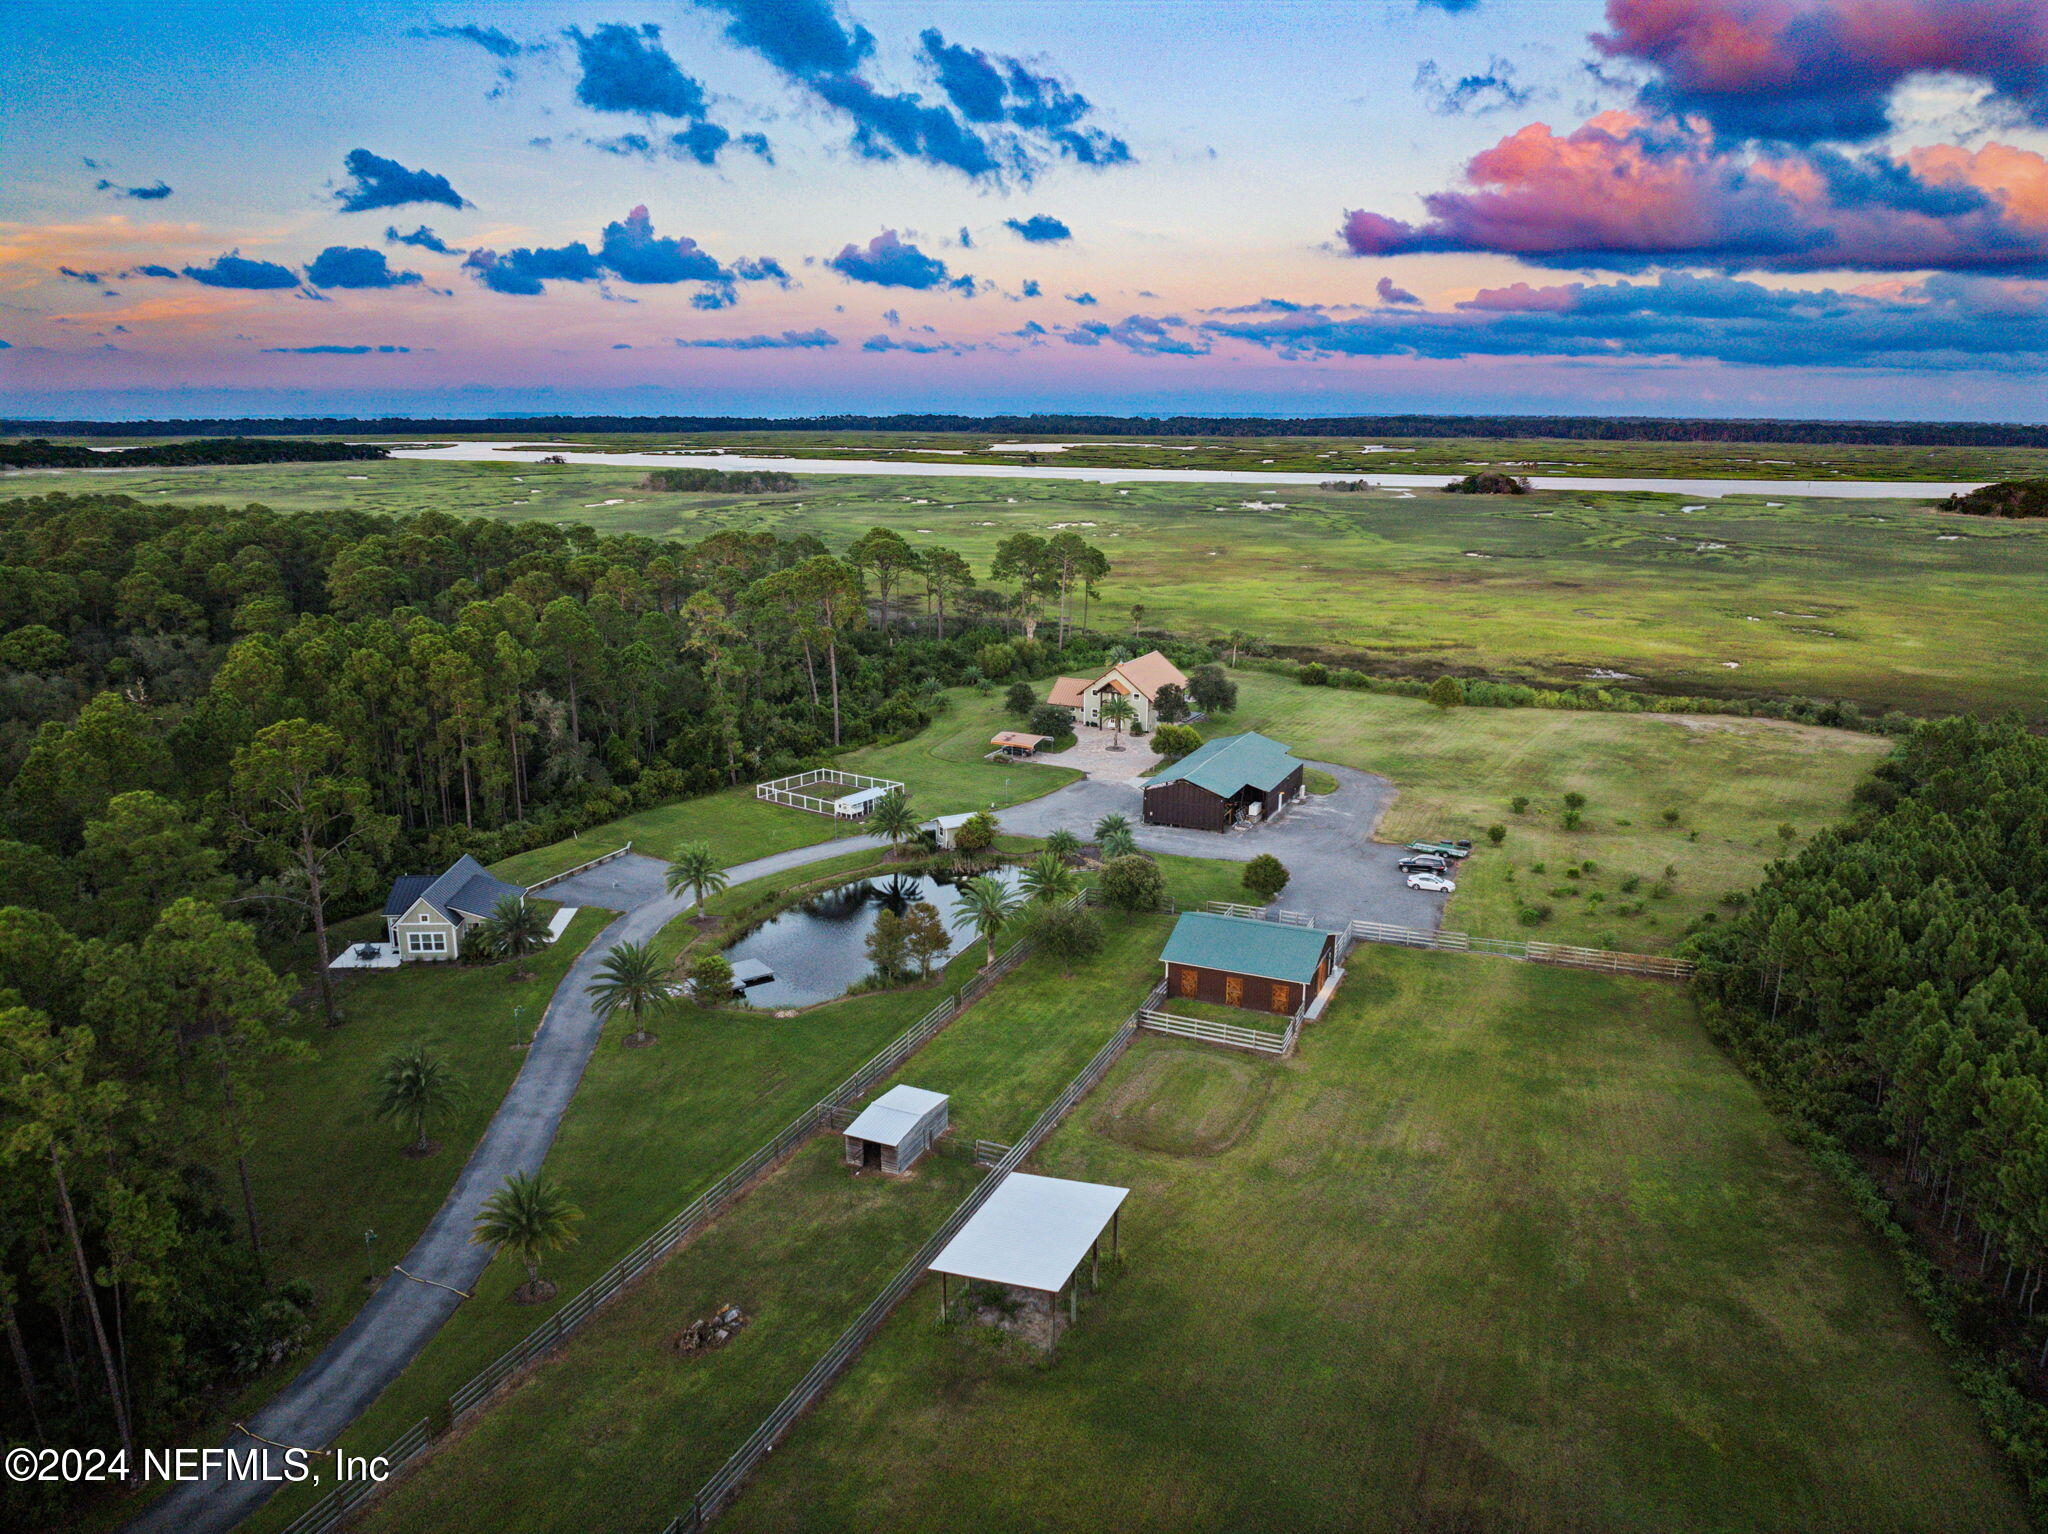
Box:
xmin=490 ymin=684 xmax=1080 ymax=885
xmin=36 ymin=454 xmax=2048 ymax=715
xmin=344 ymin=910 xmax=1179 ymax=1534
xmin=724 ymin=950 xmax=2028 ymax=1534
xmin=1225 ymin=670 xmax=1890 ymax=950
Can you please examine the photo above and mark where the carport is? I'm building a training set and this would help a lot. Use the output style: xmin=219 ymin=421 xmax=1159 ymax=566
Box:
xmin=930 ymin=1173 xmax=1128 ymax=1352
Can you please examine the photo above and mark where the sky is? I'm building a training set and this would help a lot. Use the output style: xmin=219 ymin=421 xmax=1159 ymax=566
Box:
xmin=3 ymin=0 xmax=2047 ymax=422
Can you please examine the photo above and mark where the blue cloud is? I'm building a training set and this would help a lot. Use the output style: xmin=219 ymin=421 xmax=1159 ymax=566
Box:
xmin=336 ymin=149 xmax=467 ymax=213
xmin=677 ymin=328 xmax=839 ymax=349
xmin=417 ymin=22 xmax=524 ymax=59
xmin=861 ymin=333 xmax=978 ymax=354
xmin=691 ymin=0 xmax=874 ymax=80
xmin=123 ymin=264 xmax=181 ymax=279
xmin=464 ymin=242 xmax=603 ymax=295
xmin=1417 ymin=0 xmax=1481 ymax=10
xmin=569 ymin=23 xmax=708 ymax=117
xmin=733 ymin=255 xmax=791 ymax=286
xmin=1413 ymin=58 xmax=1530 ymax=116
xmin=306 ymin=246 xmax=422 ymax=289
xmin=1057 ymin=313 xmax=1209 ymax=355
xmin=1066 ymin=291 xmax=1097 ymax=305
xmin=1377 ymin=276 xmax=1421 ymax=305
xmin=691 ymin=288 xmax=738 ymax=309
xmin=1005 ymin=214 xmax=1071 ymax=243
xmin=826 ymin=229 xmax=973 ymax=292
xmin=1200 ymin=271 xmax=2048 ymax=373
xmin=58 ymin=267 xmax=105 ymax=284
xmin=686 ymin=2 xmax=1125 ymax=182
xmin=183 ymin=252 xmax=303 ymax=289
xmin=599 ymin=205 xmax=727 ymax=284
xmin=262 ymin=344 xmax=413 ymax=354
xmin=919 ymin=29 xmax=1131 ymax=167
xmin=386 ymin=225 xmax=456 ymax=254
xmin=95 ymin=178 xmax=172 ymax=200
xmin=1020 ymin=279 xmax=1041 ymax=297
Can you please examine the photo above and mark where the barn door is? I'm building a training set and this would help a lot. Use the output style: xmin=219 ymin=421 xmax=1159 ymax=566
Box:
xmin=1178 ymin=965 xmax=1199 ymax=998
xmin=1271 ymin=983 xmax=1290 ymax=1013
xmin=1223 ymin=975 xmax=1244 ymax=1006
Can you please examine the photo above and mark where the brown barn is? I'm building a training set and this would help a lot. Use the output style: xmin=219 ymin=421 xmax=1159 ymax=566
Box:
xmin=1142 ymin=732 xmax=1307 ymax=833
xmin=1158 ymin=912 xmax=1337 ymax=1016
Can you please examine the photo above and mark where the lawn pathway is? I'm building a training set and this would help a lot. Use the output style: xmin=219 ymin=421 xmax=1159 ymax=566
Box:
xmin=127 ymin=836 xmax=888 ymax=1534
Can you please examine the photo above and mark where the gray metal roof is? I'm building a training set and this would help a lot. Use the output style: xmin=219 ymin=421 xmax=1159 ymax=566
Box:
xmin=844 ymin=1084 xmax=948 ymax=1148
xmin=1145 ymin=731 xmax=1303 ymax=799
xmin=929 ymin=1172 xmax=1128 ymax=1293
xmin=1159 ymin=911 xmax=1331 ymax=984
xmin=386 ymin=855 xmax=525 ymax=924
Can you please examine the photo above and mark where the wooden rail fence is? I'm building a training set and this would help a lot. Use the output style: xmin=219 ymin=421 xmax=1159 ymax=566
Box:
xmin=1137 ymin=1007 xmax=1296 ymax=1056
xmin=273 ymin=928 xmax=1045 ymax=1534
xmin=525 ymin=842 xmax=633 ymax=893
xmin=1343 ymin=919 xmax=1693 ymax=978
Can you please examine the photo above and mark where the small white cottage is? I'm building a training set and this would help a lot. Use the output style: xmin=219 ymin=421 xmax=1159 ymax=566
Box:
xmin=382 ymin=855 xmax=528 ymax=961
xmin=842 ymin=1085 xmax=950 ymax=1174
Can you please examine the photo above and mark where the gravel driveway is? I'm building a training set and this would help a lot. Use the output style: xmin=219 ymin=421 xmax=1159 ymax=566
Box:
xmin=1001 ymin=761 xmax=1451 ymax=932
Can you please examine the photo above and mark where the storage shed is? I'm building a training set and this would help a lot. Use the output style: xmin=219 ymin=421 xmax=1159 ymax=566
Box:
xmin=1142 ymin=732 xmax=1307 ymax=832
xmin=1159 ymin=911 xmax=1337 ymax=1015
xmin=835 ymin=784 xmax=893 ymax=820
xmin=843 ymin=1085 xmax=949 ymax=1173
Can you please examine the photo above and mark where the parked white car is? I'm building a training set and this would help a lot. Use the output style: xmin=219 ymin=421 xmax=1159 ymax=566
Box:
xmin=1406 ymin=871 xmax=1456 ymax=893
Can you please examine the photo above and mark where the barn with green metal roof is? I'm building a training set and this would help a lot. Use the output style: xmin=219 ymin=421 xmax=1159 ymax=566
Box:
xmin=1142 ymin=731 xmax=1308 ymax=832
xmin=1159 ymin=911 xmax=1337 ymax=1015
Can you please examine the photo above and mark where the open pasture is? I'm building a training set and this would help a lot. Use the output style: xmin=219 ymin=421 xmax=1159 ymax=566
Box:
xmin=22 ymin=454 xmax=2045 ymax=715
xmin=722 ymin=950 xmax=2029 ymax=1534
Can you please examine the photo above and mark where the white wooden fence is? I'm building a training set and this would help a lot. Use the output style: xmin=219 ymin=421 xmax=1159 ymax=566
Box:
xmin=1137 ymin=1007 xmax=1296 ymax=1056
xmin=1205 ymin=900 xmax=1314 ymax=927
xmin=754 ymin=768 xmax=904 ymax=817
xmin=1343 ymin=919 xmax=1694 ymax=978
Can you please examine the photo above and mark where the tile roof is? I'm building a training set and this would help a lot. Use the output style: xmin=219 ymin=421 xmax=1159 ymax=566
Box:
xmin=1110 ymin=649 xmax=1188 ymax=700
xmin=1145 ymin=731 xmax=1303 ymax=798
xmin=1048 ymin=676 xmax=1091 ymax=708
xmin=1159 ymin=911 xmax=1332 ymax=985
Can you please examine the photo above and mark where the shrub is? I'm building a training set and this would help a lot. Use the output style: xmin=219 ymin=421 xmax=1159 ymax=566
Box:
xmin=1298 ymin=662 xmax=1330 ymax=686
xmin=1151 ymin=722 xmax=1202 ymax=759
xmin=1427 ymin=676 xmax=1465 ymax=711
xmin=687 ymin=953 xmax=734 ymax=1005
xmin=1563 ymin=791 xmax=1587 ymax=810
xmin=1003 ymin=680 xmax=1036 ymax=714
xmin=1242 ymin=853 xmax=1290 ymax=900
xmin=953 ymin=811 xmax=999 ymax=856
xmin=1029 ymin=903 xmax=1103 ymax=975
xmin=1097 ymin=853 xmax=1166 ymax=912
xmin=1562 ymin=809 xmax=1583 ymax=831
xmin=975 ymin=643 xmax=1015 ymax=680
xmin=1510 ymin=795 xmax=1530 ymax=814
xmin=1619 ymin=875 xmax=1641 ymax=894
xmin=1517 ymin=904 xmax=1553 ymax=927
xmin=1027 ymin=703 xmax=1075 ymax=739
xmin=1777 ymin=822 xmax=1798 ymax=842
xmin=1486 ymin=824 xmax=1506 ymax=845
xmin=1661 ymin=808 xmax=1681 ymax=825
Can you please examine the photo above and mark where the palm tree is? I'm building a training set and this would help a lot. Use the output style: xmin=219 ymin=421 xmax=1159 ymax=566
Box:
xmin=479 ymin=894 xmax=551 ymax=980
xmin=951 ymin=874 xmax=1021 ymax=968
xmin=1020 ymin=850 xmax=1080 ymax=904
xmin=372 ymin=1042 xmax=465 ymax=1155
xmin=1094 ymin=812 xmax=1130 ymax=844
xmin=470 ymin=1171 xmax=582 ymax=1302
xmin=1099 ymin=827 xmax=1138 ymax=861
xmin=587 ymin=939 xmax=670 ymax=1046
xmin=664 ymin=842 xmax=730 ymax=915
xmin=1045 ymin=828 xmax=1081 ymax=864
xmin=866 ymin=789 xmax=921 ymax=855
xmin=1099 ymin=694 xmax=1137 ymax=751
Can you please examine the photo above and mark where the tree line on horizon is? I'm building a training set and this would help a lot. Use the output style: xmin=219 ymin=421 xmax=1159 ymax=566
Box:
xmin=9 ymin=413 xmax=2048 ymax=449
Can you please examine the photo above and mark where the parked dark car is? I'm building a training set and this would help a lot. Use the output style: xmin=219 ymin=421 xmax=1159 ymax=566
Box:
xmin=1398 ymin=853 xmax=1449 ymax=873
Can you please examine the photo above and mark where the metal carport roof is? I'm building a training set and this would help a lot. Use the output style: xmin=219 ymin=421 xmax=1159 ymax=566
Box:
xmin=929 ymin=1173 xmax=1128 ymax=1294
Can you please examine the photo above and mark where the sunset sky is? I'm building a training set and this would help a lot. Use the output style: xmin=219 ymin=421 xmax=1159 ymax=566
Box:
xmin=4 ymin=0 xmax=2047 ymax=420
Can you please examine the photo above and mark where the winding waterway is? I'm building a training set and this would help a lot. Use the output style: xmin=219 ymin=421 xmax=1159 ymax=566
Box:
xmin=389 ymin=441 xmax=1988 ymax=500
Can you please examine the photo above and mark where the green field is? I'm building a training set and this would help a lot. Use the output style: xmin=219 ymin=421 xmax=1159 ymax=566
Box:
xmin=723 ymin=950 xmax=2028 ymax=1534
xmin=18 ymin=454 xmax=2045 ymax=715
xmin=489 ymin=685 xmax=1078 ymax=886
xmin=1223 ymin=670 xmax=1891 ymax=949
xmin=341 ymin=910 xmax=1182 ymax=1534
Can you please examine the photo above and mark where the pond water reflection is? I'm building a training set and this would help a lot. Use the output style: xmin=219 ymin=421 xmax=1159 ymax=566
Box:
xmin=721 ymin=865 xmax=1026 ymax=1009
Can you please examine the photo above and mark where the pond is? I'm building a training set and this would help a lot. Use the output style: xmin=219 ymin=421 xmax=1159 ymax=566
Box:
xmin=720 ymin=866 xmax=1027 ymax=1010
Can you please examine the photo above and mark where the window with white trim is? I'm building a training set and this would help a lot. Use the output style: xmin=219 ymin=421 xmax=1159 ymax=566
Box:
xmin=407 ymin=930 xmax=448 ymax=953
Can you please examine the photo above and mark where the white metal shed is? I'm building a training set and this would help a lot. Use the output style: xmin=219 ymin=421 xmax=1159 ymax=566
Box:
xmin=843 ymin=1084 xmax=949 ymax=1173
xmin=835 ymin=785 xmax=892 ymax=819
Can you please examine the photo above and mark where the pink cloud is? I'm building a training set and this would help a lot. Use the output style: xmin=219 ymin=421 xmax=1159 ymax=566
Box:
xmin=1339 ymin=113 xmax=2048 ymax=273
